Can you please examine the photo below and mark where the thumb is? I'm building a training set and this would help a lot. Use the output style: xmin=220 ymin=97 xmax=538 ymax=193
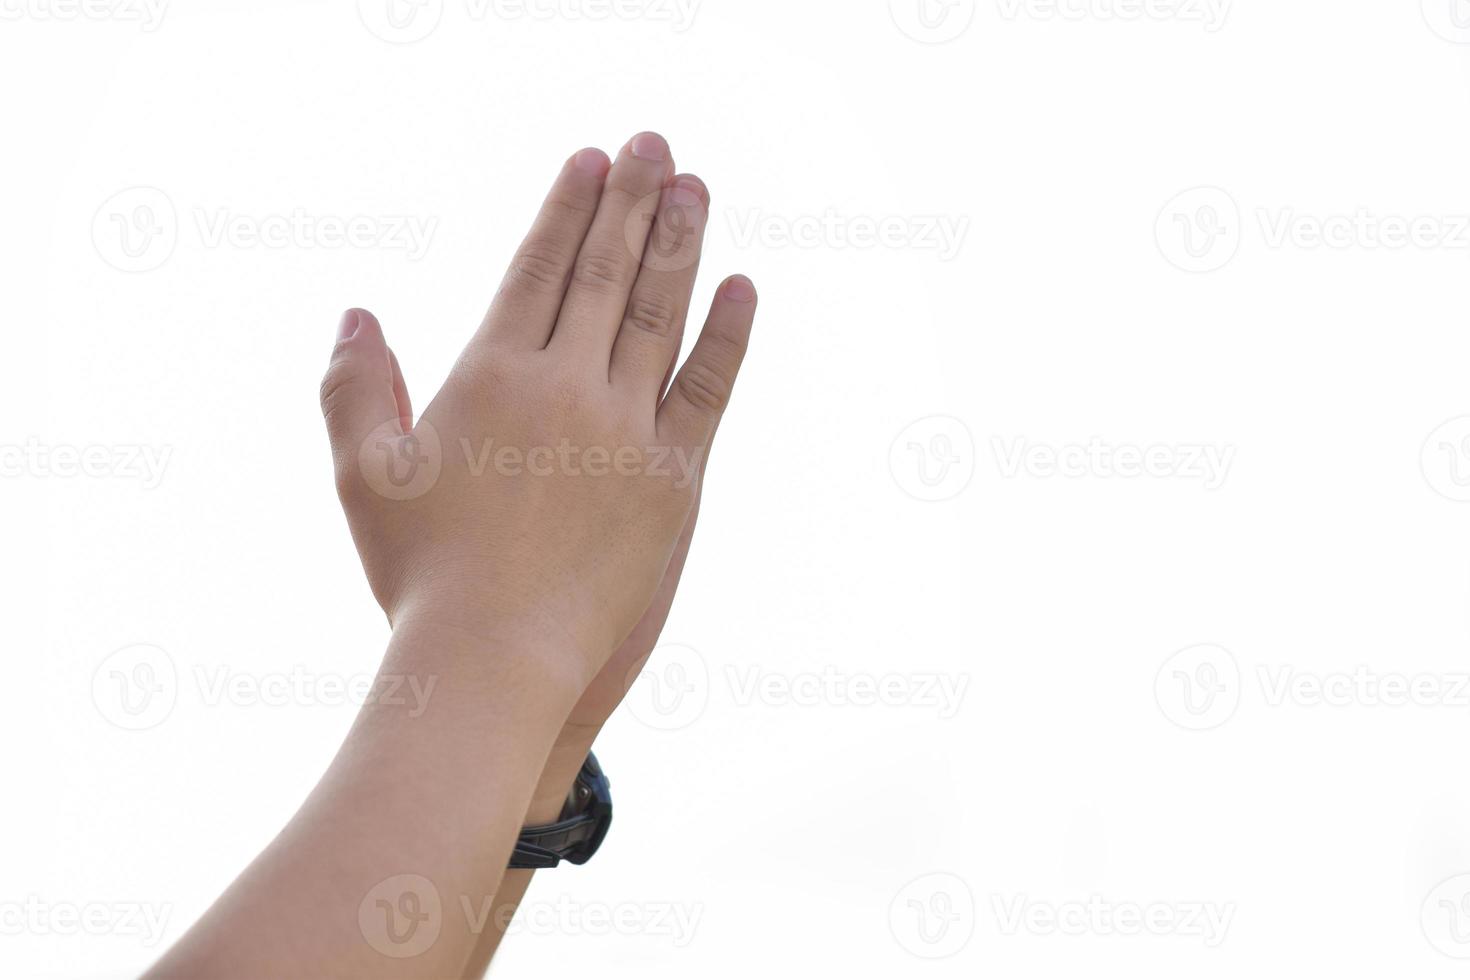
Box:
xmin=319 ymin=308 xmax=411 ymax=482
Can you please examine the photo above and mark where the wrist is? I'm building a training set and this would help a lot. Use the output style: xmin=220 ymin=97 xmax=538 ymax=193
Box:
xmin=386 ymin=602 xmax=594 ymax=710
xmin=524 ymin=733 xmax=600 ymax=824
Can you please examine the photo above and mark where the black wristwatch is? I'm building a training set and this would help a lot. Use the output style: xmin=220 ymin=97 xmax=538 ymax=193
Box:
xmin=508 ymin=752 xmax=612 ymax=869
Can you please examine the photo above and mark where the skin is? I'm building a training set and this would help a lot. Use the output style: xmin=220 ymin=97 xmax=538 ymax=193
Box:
xmin=144 ymin=131 xmax=756 ymax=979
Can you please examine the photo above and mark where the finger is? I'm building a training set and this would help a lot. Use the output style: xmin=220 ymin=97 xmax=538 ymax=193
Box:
xmin=609 ymin=174 xmax=709 ymax=400
xmin=656 ymin=276 xmax=757 ymax=452
xmin=479 ymin=147 xmax=610 ymax=349
xmin=320 ymin=309 xmax=406 ymax=475
xmin=547 ymin=131 xmax=674 ymax=360
xmin=387 ymin=348 xmax=412 ymax=432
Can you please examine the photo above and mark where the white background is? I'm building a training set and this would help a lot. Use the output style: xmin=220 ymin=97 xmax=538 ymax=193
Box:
xmin=6 ymin=0 xmax=1470 ymax=976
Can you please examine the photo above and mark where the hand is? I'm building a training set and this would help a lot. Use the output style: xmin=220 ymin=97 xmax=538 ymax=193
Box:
xmin=318 ymin=132 xmax=757 ymax=687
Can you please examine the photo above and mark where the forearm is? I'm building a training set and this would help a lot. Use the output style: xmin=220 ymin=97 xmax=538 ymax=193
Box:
xmin=460 ymin=731 xmax=601 ymax=976
xmin=146 ymin=614 xmax=586 ymax=980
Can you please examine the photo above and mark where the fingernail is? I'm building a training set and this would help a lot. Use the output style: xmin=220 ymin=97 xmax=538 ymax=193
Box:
xmin=630 ymin=132 xmax=669 ymax=162
xmin=337 ymin=309 xmax=361 ymax=341
xmin=573 ymin=147 xmax=609 ymax=176
xmin=668 ymin=182 xmax=702 ymax=208
xmin=723 ymin=276 xmax=756 ymax=302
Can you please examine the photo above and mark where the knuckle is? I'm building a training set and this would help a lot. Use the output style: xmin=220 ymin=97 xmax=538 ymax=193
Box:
xmin=317 ymin=358 xmax=355 ymax=422
xmin=330 ymin=446 xmax=363 ymax=500
xmin=545 ymin=191 xmax=598 ymax=223
xmin=507 ymin=246 xmax=567 ymax=289
xmin=701 ymin=330 xmax=748 ymax=367
xmin=676 ymin=362 xmax=732 ymax=413
xmin=624 ymin=294 xmax=679 ymax=339
xmin=602 ymin=182 xmax=646 ymax=213
xmin=571 ymin=246 xmax=630 ymax=292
